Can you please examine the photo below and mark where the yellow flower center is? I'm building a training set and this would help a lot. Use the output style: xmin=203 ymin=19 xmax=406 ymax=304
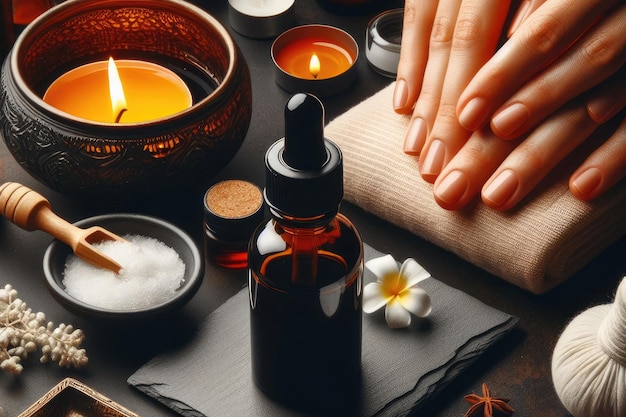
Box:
xmin=380 ymin=273 xmax=407 ymax=299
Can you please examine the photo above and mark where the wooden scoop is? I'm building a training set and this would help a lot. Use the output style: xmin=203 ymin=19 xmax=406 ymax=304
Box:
xmin=0 ymin=182 xmax=125 ymax=273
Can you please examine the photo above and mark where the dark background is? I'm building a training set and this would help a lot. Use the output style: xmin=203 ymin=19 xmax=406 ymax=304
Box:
xmin=1 ymin=1 xmax=625 ymax=416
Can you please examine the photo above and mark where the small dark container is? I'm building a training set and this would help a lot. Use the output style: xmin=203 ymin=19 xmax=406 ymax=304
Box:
xmin=203 ymin=180 xmax=265 ymax=269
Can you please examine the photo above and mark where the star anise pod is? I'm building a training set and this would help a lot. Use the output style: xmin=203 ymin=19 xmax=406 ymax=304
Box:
xmin=463 ymin=382 xmax=514 ymax=417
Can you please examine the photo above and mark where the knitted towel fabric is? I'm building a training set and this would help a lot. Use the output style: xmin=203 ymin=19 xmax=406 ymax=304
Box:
xmin=325 ymin=83 xmax=626 ymax=294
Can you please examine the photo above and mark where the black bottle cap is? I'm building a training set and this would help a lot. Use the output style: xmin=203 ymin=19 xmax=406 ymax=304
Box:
xmin=264 ymin=93 xmax=343 ymax=218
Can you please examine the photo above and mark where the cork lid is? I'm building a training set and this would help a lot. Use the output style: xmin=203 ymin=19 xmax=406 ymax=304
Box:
xmin=204 ymin=180 xmax=265 ymax=238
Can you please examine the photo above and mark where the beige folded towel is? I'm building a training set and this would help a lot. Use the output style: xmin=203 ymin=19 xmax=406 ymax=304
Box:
xmin=326 ymin=83 xmax=626 ymax=294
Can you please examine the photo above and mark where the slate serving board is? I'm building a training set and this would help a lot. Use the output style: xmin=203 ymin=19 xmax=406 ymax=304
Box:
xmin=128 ymin=244 xmax=519 ymax=416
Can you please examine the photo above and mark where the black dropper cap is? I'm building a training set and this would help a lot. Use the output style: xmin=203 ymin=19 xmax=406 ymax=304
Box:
xmin=264 ymin=93 xmax=343 ymax=218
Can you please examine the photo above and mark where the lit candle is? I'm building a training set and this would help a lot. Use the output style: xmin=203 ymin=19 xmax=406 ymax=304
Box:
xmin=272 ymin=25 xmax=359 ymax=97
xmin=274 ymin=39 xmax=354 ymax=80
xmin=43 ymin=58 xmax=192 ymax=123
xmin=107 ymin=57 xmax=127 ymax=123
xmin=309 ymin=54 xmax=321 ymax=79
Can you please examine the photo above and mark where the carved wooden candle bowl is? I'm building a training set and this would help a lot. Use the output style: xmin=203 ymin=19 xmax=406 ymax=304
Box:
xmin=0 ymin=0 xmax=252 ymax=197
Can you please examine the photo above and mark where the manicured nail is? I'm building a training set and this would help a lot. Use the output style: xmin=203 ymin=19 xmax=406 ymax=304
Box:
xmin=571 ymin=167 xmax=602 ymax=198
xmin=403 ymin=117 xmax=427 ymax=155
xmin=587 ymin=95 xmax=619 ymax=124
xmin=393 ymin=79 xmax=409 ymax=111
xmin=421 ymin=139 xmax=446 ymax=182
xmin=508 ymin=0 xmax=530 ymax=37
xmin=458 ymin=97 xmax=489 ymax=131
xmin=483 ymin=169 xmax=518 ymax=207
xmin=435 ymin=170 xmax=469 ymax=206
xmin=491 ymin=103 xmax=529 ymax=137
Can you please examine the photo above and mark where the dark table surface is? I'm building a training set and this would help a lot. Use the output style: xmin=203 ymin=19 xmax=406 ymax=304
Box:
xmin=1 ymin=1 xmax=625 ymax=416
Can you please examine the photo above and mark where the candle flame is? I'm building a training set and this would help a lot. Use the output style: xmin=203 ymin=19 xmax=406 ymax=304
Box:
xmin=108 ymin=57 xmax=127 ymax=123
xmin=309 ymin=53 xmax=321 ymax=79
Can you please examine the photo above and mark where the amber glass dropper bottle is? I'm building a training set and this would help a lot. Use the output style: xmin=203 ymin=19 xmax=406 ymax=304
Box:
xmin=248 ymin=93 xmax=364 ymax=412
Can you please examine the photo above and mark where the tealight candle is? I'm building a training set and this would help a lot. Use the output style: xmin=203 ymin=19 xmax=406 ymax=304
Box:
xmin=272 ymin=25 xmax=358 ymax=97
xmin=43 ymin=58 xmax=192 ymax=123
xmin=228 ymin=0 xmax=295 ymax=39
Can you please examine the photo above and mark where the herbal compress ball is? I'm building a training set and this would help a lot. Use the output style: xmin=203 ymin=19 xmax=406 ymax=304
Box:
xmin=551 ymin=276 xmax=626 ymax=417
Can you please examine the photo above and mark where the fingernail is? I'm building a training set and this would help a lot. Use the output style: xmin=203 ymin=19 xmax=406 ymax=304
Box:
xmin=458 ymin=97 xmax=489 ymax=131
xmin=403 ymin=118 xmax=427 ymax=155
xmin=483 ymin=169 xmax=518 ymax=207
xmin=491 ymin=103 xmax=529 ymax=137
xmin=435 ymin=170 xmax=469 ymax=206
xmin=587 ymin=95 xmax=619 ymax=124
xmin=571 ymin=167 xmax=602 ymax=198
xmin=393 ymin=79 xmax=409 ymax=111
xmin=421 ymin=139 xmax=446 ymax=182
xmin=508 ymin=0 xmax=531 ymax=37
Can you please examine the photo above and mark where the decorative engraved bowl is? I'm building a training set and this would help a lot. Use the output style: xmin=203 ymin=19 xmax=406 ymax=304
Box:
xmin=0 ymin=0 xmax=252 ymax=197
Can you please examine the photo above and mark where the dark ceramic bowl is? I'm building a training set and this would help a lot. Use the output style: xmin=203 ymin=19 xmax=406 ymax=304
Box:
xmin=43 ymin=214 xmax=204 ymax=321
xmin=0 ymin=0 xmax=252 ymax=198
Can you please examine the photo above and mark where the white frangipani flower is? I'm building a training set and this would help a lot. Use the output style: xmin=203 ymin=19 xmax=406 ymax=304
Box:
xmin=363 ymin=255 xmax=432 ymax=329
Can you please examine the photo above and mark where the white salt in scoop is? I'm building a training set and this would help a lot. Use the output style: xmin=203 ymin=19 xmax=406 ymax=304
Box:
xmin=63 ymin=234 xmax=185 ymax=310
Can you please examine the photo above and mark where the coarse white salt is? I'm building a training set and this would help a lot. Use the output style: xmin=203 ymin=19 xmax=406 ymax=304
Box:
xmin=62 ymin=234 xmax=186 ymax=310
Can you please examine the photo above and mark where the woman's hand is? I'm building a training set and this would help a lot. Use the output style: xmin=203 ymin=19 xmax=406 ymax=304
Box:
xmin=457 ymin=0 xmax=626 ymax=139
xmin=433 ymin=71 xmax=626 ymax=211
xmin=394 ymin=0 xmax=511 ymax=182
xmin=395 ymin=0 xmax=626 ymax=210
xmin=445 ymin=0 xmax=626 ymax=210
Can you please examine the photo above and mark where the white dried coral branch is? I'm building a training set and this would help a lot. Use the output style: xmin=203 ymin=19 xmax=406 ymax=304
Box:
xmin=0 ymin=284 xmax=88 ymax=375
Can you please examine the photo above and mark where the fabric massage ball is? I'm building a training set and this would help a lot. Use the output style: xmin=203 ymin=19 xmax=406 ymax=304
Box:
xmin=551 ymin=276 xmax=626 ymax=417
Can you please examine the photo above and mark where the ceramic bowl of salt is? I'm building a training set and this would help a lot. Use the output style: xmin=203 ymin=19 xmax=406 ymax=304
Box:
xmin=42 ymin=213 xmax=204 ymax=321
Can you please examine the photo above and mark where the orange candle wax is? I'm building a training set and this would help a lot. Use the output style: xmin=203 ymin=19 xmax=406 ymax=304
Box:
xmin=272 ymin=25 xmax=358 ymax=97
xmin=43 ymin=59 xmax=192 ymax=123
xmin=273 ymin=38 xmax=354 ymax=80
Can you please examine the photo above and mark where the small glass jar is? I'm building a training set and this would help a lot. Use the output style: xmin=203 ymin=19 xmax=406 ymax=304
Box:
xmin=366 ymin=8 xmax=403 ymax=78
xmin=203 ymin=180 xmax=264 ymax=269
